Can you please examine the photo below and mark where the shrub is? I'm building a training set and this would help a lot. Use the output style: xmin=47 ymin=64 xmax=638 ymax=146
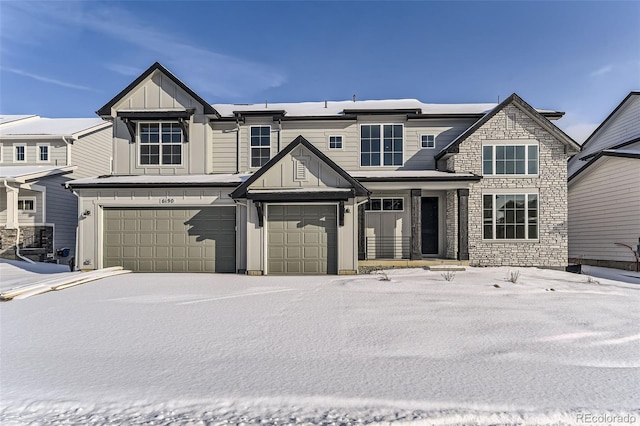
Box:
xmin=441 ymin=270 xmax=456 ymax=282
xmin=506 ymin=270 xmax=520 ymax=283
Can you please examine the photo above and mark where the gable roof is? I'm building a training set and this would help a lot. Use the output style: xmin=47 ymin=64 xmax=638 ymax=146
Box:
xmin=0 ymin=165 xmax=77 ymax=182
xmin=96 ymin=62 xmax=218 ymax=117
xmin=230 ymin=135 xmax=370 ymax=199
xmin=434 ymin=93 xmax=580 ymax=161
xmin=580 ymin=91 xmax=640 ymax=150
xmin=0 ymin=117 xmax=110 ymax=139
xmin=568 ymin=148 xmax=640 ymax=183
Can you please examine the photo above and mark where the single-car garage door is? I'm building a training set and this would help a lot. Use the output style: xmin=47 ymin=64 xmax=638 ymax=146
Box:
xmin=267 ymin=204 xmax=337 ymax=274
xmin=103 ymin=207 xmax=235 ymax=272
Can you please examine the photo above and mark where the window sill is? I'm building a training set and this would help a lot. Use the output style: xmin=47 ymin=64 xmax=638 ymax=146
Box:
xmin=481 ymin=239 xmax=540 ymax=243
xmin=482 ymin=174 xmax=539 ymax=178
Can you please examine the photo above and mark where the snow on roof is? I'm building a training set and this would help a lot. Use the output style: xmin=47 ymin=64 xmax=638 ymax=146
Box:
xmin=213 ymin=99 xmax=559 ymax=118
xmin=0 ymin=165 xmax=76 ymax=180
xmin=68 ymin=173 xmax=251 ymax=186
xmin=0 ymin=117 xmax=109 ymax=137
xmin=349 ymin=170 xmax=477 ymax=179
xmin=0 ymin=115 xmax=37 ymax=126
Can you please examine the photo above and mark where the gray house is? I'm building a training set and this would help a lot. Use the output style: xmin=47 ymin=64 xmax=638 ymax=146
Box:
xmin=0 ymin=115 xmax=112 ymax=262
xmin=68 ymin=62 xmax=579 ymax=274
xmin=568 ymin=91 xmax=640 ymax=270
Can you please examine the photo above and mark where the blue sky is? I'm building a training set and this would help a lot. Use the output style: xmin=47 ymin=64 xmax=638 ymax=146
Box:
xmin=1 ymin=1 xmax=638 ymax=142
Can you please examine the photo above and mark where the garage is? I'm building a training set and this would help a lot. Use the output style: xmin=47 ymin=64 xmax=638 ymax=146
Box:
xmin=103 ymin=207 xmax=235 ymax=272
xmin=267 ymin=204 xmax=337 ymax=274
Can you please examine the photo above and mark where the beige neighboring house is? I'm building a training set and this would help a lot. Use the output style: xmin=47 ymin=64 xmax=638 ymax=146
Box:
xmin=568 ymin=91 xmax=640 ymax=271
xmin=0 ymin=115 xmax=112 ymax=262
xmin=67 ymin=62 xmax=579 ymax=274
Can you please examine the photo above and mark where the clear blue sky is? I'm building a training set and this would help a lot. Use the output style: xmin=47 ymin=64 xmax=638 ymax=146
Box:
xmin=1 ymin=1 xmax=638 ymax=142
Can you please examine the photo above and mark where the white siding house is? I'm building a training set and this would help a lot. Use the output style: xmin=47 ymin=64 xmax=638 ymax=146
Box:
xmin=568 ymin=91 xmax=640 ymax=270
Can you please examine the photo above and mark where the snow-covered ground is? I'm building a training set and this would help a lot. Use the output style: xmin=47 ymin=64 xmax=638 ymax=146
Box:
xmin=0 ymin=259 xmax=75 ymax=292
xmin=1 ymin=266 xmax=639 ymax=425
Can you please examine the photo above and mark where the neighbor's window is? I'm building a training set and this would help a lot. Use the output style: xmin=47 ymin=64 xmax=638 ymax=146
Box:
xmin=421 ymin=134 xmax=435 ymax=149
xmin=365 ymin=197 xmax=404 ymax=211
xmin=14 ymin=144 xmax=26 ymax=162
xmin=139 ymin=123 xmax=182 ymax=165
xmin=483 ymin=194 xmax=538 ymax=240
xmin=360 ymin=124 xmax=403 ymax=166
xmin=482 ymin=144 xmax=538 ymax=175
xmin=328 ymin=135 xmax=343 ymax=149
xmin=250 ymin=126 xmax=271 ymax=167
xmin=37 ymin=144 xmax=49 ymax=162
xmin=18 ymin=198 xmax=35 ymax=212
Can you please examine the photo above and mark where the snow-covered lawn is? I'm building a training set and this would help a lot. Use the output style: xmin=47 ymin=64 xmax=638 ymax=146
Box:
xmin=0 ymin=259 xmax=74 ymax=292
xmin=1 ymin=267 xmax=639 ymax=425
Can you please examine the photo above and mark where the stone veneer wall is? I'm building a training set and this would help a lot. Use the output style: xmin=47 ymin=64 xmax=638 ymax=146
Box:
xmin=0 ymin=226 xmax=54 ymax=260
xmin=445 ymin=190 xmax=458 ymax=259
xmin=0 ymin=228 xmax=18 ymax=259
xmin=445 ymin=104 xmax=569 ymax=268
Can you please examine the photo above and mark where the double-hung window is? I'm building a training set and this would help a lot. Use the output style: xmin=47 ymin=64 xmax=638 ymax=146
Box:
xmin=360 ymin=124 xmax=403 ymax=166
xmin=250 ymin=126 xmax=271 ymax=167
xmin=14 ymin=144 xmax=26 ymax=162
xmin=37 ymin=144 xmax=49 ymax=163
xmin=482 ymin=144 xmax=538 ymax=175
xmin=483 ymin=193 xmax=538 ymax=240
xmin=139 ymin=123 xmax=182 ymax=165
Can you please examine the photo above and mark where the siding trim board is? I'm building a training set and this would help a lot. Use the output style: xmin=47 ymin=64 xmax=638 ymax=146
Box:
xmin=569 ymin=150 xmax=640 ymax=183
xmin=577 ymin=136 xmax=640 ymax=161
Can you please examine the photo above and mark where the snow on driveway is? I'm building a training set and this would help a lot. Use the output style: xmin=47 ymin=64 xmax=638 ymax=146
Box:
xmin=1 ymin=267 xmax=639 ymax=425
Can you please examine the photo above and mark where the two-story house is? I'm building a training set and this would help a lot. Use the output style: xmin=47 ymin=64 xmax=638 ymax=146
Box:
xmin=567 ymin=91 xmax=640 ymax=271
xmin=67 ymin=62 xmax=579 ymax=274
xmin=0 ymin=115 xmax=112 ymax=262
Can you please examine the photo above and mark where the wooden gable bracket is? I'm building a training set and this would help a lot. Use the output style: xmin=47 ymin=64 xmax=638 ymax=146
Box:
xmin=178 ymin=117 xmax=189 ymax=143
xmin=339 ymin=201 xmax=345 ymax=226
xmin=122 ymin=118 xmax=136 ymax=142
xmin=255 ymin=202 xmax=264 ymax=227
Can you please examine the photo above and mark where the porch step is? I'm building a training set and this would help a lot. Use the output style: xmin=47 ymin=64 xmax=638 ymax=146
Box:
xmin=426 ymin=265 xmax=466 ymax=272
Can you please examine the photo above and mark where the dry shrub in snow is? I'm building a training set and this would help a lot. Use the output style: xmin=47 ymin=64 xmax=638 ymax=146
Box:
xmin=506 ymin=270 xmax=520 ymax=283
xmin=441 ymin=270 xmax=456 ymax=282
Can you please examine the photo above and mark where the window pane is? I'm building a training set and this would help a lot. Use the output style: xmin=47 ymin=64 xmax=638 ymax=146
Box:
xmin=516 ymin=225 xmax=525 ymax=239
xmin=361 ymin=154 xmax=370 ymax=167
xmin=162 ymin=145 xmax=181 ymax=165
xmin=370 ymin=199 xmax=381 ymax=210
xmin=392 ymin=199 xmax=403 ymax=210
xmin=360 ymin=125 xmax=380 ymax=166
xmin=483 ymin=146 xmax=493 ymax=174
xmin=140 ymin=145 xmax=159 ymax=165
xmin=528 ymin=145 xmax=538 ymax=174
xmin=383 ymin=199 xmax=393 ymax=210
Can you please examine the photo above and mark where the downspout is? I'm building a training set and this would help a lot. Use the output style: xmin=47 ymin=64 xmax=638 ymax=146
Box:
xmin=235 ymin=118 xmax=240 ymax=174
xmin=61 ymin=136 xmax=75 ymax=165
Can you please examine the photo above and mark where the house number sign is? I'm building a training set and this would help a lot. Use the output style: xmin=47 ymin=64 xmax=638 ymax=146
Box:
xmin=159 ymin=198 xmax=176 ymax=204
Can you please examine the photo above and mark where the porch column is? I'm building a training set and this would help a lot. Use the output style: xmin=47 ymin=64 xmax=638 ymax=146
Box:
xmin=410 ymin=189 xmax=422 ymax=260
xmin=457 ymin=188 xmax=469 ymax=261
xmin=357 ymin=203 xmax=366 ymax=260
xmin=4 ymin=182 xmax=19 ymax=229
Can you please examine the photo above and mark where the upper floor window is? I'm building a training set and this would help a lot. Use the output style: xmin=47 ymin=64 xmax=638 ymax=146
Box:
xmin=18 ymin=197 xmax=36 ymax=212
xmin=328 ymin=135 xmax=343 ymax=149
xmin=139 ymin=123 xmax=182 ymax=166
xmin=421 ymin=134 xmax=436 ymax=149
xmin=482 ymin=144 xmax=538 ymax=175
xmin=360 ymin=124 xmax=403 ymax=167
xmin=251 ymin=126 xmax=271 ymax=168
xmin=37 ymin=144 xmax=49 ymax=163
xmin=483 ymin=193 xmax=538 ymax=240
xmin=14 ymin=144 xmax=26 ymax=162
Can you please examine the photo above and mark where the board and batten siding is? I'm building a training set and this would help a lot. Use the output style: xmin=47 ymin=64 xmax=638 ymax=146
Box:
xmin=71 ymin=128 xmax=113 ymax=179
xmin=111 ymin=71 xmax=208 ymax=176
xmin=569 ymin=156 xmax=640 ymax=263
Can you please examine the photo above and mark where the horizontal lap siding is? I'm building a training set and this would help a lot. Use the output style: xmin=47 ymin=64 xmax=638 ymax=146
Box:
xmin=38 ymin=174 xmax=77 ymax=257
xmin=72 ymin=128 xmax=112 ymax=178
xmin=569 ymin=157 xmax=640 ymax=263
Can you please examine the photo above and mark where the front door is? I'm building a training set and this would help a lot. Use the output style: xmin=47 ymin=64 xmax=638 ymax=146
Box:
xmin=421 ymin=197 xmax=438 ymax=255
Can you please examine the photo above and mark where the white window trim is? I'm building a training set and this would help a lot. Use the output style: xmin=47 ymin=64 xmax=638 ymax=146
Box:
xmin=36 ymin=143 xmax=50 ymax=163
xmin=482 ymin=142 xmax=539 ymax=177
xmin=359 ymin=123 xmax=405 ymax=167
xmin=136 ymin=121 xmax=184 ymax=167
xmin=481 ymin=192 xmax=539 ymax=242
xmin=327 ymin=135 xmax=344 ymax=150
xmin=18 ymin=196 xmax=36 ymax=212
xmin=420 ymin=134 xmax=436 ymax=149
xmin=365 ymin=197 xmax=405 ymax=212
xmin=250 ymin=125 xmax=272 ymax=168
xmin=14 ymin=143 xmax=26 ymax=163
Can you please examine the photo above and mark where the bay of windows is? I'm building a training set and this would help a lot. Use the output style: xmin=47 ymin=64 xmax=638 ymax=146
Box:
xmin=482 ymin=144 xmax=538 ymax=175
xmin=360 ymin=124 xmax=403 ymax=166
xmin=251 ymin=126 xmax=271 ymax=167
xmin=483 ymin=194 xmax=538 ymax=240
xmin=139 ymin=123 xmax=182 ymax=165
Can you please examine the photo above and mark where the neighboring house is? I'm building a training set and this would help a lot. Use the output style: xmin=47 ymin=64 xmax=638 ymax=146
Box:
xmin=68 ymin=62 xmax=579 ymax=274
xmin=567 ymin=91 xmax=640 ymax=271
xmin=0 ymin=115 xmax=112 ymax=262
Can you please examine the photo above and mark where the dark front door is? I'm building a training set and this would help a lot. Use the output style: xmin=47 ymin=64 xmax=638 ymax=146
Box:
xmin=421 ymin=197 xmax=439 ymax=255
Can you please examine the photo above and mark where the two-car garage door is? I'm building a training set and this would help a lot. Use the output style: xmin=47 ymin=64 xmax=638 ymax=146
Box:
xmin=103 ymin=207 xmax=235 ymax=272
